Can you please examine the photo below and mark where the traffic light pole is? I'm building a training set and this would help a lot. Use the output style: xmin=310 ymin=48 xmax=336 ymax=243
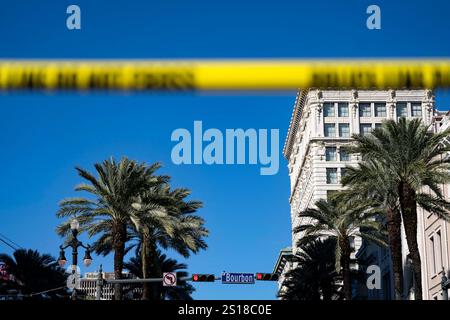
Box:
xmin=102 ymin=273 xmax=277 ymax=284
xmin=94 ymin=274 xmax=222 ymax=300
xmin=106 ymin=276 xmax=221 ymax=284
xmin=93 ymin=272 xmax=277 ymax=300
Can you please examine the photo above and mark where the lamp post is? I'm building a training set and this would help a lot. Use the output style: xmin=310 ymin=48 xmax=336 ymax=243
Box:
xmin=58 ymin=218 xmax=93 ymax=300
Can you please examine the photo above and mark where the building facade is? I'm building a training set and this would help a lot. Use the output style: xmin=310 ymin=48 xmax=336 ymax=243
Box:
xmin=79 ymin=271 xmax=140 ymax=300
xmin=273 ymin=247 xmax=293 ymax=297
xmin=277 ymin=89 xmax=450 ymax=299
xmin=417 ymin=111 xmax=450 ymax=300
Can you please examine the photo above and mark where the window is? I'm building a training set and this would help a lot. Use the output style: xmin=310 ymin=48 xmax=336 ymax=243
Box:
xmin=339 ymin=123 xmax=350 ymax=138
xmin=341 ymin=167 xmax=347 ymax=178
xmin=326 ymin=168 xmax=338 ymax=184
xmin=338 ymin=103 xmax=349 ymax=117
xmin=375 ymin=103 xmax=386 ymax=117
xmin=435 ymin=231 xmax=443 ymax=274
xmin=375 ymin=123 xmax=383 ymax=130
xmin=340 ymin=149 xmax=350 ymax=161
xmin=397 ymin=103 xmax=408 ymax=118
xmin=359 ymin=103 xmax=371 ymax=117
xmin=430 ymin=236 xmax=436 ymax=275
xmin=429 ymin=232 xmax=443 ymax=276
xmin=430 ymin=230 xmax=444 ymax=275
xmin=360 ymin=124 xmax=372 ymax=136
xmin=323 ymin=103 xmax=335 ymax=117
xmin=324 ymin=124 xmax=336 ymax=137
xmin=411 ymin=103 xmax=422 ymax=117
xmin=325 ymin=147 xmax=337 ymax=161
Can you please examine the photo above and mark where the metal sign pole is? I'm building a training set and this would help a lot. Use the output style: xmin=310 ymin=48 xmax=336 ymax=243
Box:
xmin=96 ymin=265 xmax=104 ymax=301
xmin=106 ymin=276 xmax=191 ymax=284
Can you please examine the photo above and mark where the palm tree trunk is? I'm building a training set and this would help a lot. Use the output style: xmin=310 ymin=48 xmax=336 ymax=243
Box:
xmin=340 ymin=239 xmax=352 ymax=300
xmin=113 ymin=222 xmax=127 ymax=301
xmin=398 ymin=182 xmax=423 ymax=300
xmin=149 ymin=245 xmax=162 ymax=300
xmin=141 ymin=234 xmax=160 ymax=301
xmin=141 ymin=233 xmax=151 ymax=300
xmin=386 ymin=207 xmax=404 ymax=300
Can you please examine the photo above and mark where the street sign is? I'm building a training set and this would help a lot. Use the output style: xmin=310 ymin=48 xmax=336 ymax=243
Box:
xmin=66 ymin=265 xmax=81 ymax=290
xmin=221 ymin=272 xmax=255 ymax=284
xmin=67 ymin=272 xmax=81 ymax=290
xmin=163 ymin=272 xmax=177 ymax=287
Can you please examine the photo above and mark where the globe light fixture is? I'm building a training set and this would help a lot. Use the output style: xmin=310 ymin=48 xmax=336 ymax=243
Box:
xmin=70 ymin=218 xmax=80 ymax=231
xmin=58 ymin=247 xmax=67 ymax=267
xmin=83 ymin=247 xmax=92 ymax=267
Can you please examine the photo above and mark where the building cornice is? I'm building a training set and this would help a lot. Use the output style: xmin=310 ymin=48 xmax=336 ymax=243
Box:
xmin=283 ymin=89 xmax=308 ymax=160
xmin=283 ymin=89 xmax=436 ymax=161
xmin=273 ymin=247 xmax=293 ymax=274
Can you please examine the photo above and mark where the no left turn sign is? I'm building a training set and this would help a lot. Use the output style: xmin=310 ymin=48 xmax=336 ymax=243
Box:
xmin=163 ymin=272 xmax=177 ymax=287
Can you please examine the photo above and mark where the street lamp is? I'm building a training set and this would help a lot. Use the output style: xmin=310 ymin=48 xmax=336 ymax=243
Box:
xmin=83 ymin=248 xmax=92 ymax=267
xmin=58 ymin=218 xmax=93 ymax=300
xmin=58 ymin=248 xmax=67 ymax=267
xmin=70 ymin=218 xmax=80 ymax=232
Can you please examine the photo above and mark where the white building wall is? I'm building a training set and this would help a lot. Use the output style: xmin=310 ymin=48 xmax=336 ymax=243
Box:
xmin=415 ymin=113 xmax=450 ymax=300
xmin=283 ymin=89 xmax=445 ymax=300
xmin=285 ymin=89 xmax=433 ymax=255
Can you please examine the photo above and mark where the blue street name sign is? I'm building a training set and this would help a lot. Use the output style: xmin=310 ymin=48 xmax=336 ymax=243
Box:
xmin=221 ymin=272 xmax=255 ymax=284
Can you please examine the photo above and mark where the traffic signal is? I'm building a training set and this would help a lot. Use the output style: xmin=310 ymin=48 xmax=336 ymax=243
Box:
xmin=192 ymin=274 xmax=215 ymax=282
xmin=256 ymin=273 xmax=279 ymax=281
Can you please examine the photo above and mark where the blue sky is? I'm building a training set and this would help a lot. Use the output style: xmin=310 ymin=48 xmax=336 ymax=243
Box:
xmin=1 ymin=0 xmax=450 ymax=299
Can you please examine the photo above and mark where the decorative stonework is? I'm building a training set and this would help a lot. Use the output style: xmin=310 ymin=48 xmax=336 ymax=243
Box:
xmin=285 ymin=90 xmax=435 ymax=254
xmin=423 ymin=89 xmax=435 ymax=124
xmin=350 ymin=90 xmax=359 ymax=118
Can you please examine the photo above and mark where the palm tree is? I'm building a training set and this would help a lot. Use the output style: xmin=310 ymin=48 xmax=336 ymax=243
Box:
xmin=56 ymin=157 xmax=160 ymax=300
xmin=89 ymin=181 xmax=208 ymax=300
xmin=130 ymin=184 xmax=207 ymax=300
xmin=57 ymin=159 xmax=208 ymax=300
xmin=295 ymin=198 xmax=387 ymax=300
xmin=124 ymin=249 xmax=195 ymax=300
xmin=339 ymin=159 xmax=404 ymax=299
xmin=0 ymin=249 xmax=68 ymax=299
xmin=348 ymin=118 xmax=450 ymax=299
xmin=279 ymin=238 xmax=341 ymax=300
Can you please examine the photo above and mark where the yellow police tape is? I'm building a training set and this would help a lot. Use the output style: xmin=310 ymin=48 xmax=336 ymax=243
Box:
xmin=1 ymin=59 xmax=450 ymax=91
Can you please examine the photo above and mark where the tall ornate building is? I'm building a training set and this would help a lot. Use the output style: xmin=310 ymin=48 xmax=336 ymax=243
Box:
xmin=417 ymin=111 xmax=450 ymax=299
xmin=275 ymin=89 xmax=450 ymax=299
